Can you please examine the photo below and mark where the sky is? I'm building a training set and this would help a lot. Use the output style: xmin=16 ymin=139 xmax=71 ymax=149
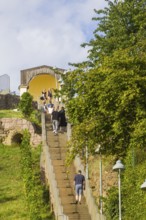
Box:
xmin=0 ymin=0 xmax=107 ymax=94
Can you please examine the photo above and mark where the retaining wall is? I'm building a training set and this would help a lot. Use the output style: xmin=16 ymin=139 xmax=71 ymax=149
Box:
xmin=0 ymin=118 xmax=41 ymax=147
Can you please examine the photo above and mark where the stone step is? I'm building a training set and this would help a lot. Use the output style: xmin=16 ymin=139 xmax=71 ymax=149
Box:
xmin=57 ymin=180 xmax=70 ymax=188
xmin=47 ymin=132 xmax=59 ymax=139
xmin=49 ymin=148 xmax=60 ymax=153
xmin=63 ymin=204 xmax=77 ymax=213
xmin=55 ymin=173 xmax=68 ymax=180
xmin=50 ymin=154 xmax=61 ymax=160
xmin=61 ymin=196 xmax=75 ymax=205
xmin=46 ymin=124 xmax=52 ymax=129
xmin=59 ymin=187 xmax=74 ymax=196
xmin=58 ymin=134 xmax=67 ymax=141
xmin=52 ymin=160 xmax=64 ymax=166
xmin=77 ymin=205 xmax=90 ymax=213
xmin=48 ymin=137 xmax=59 ymax=144
xmin=78 ymin=214 xmax=91 ymax=220
xmin=54 ymin=169 xmax=68 ymax=177
xmin=49 ymin=150 xmax=66 ymax=158
xmin=48 ymin=143 xmax=59 ymax=148
xmin=51 ymin=153 xmax=66 ymax=160
xmin=53 ymin=166 xmax=66 ymax=173
xmin=68 ymin=213 xmax=79 ymax=220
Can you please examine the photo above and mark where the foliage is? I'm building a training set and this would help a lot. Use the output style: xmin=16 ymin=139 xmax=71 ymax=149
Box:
xmin=104 ymin=147 xmax=146 ymax=219
xmin=104 ymin=186 xmax=119 ymax=220
xmin=20 ymin=130 xmax=53 ymax=220
xmin=30 ymin=110 xmax=41 ymax=126
xmin=19 ymin=92 xmax=34 ymax=118
xmin=0 ymin=143 xmax=29 ymax=219
xmin=54 ymin=1 xmax=146 ymax=219
xmin=60 ymin=0 xmax=146 ymax=159
xmin=60 ymin=2 xmax=146 ymax=218
xmin=122 ymin=147 xmax=146 ymax=220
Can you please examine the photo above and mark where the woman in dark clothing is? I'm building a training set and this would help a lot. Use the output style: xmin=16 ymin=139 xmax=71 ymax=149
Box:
xmin=59 ymin=107 xmax=67 ymax=131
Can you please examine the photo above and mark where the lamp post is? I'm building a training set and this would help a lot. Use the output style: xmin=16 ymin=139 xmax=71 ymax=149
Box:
xmin=140 ymin=179 xmax=146 ymax=190
xmin=95 ymin=144 xmax=102 ymax=214
xmin=113 ymin=160 xmax=125 ymax=220
xmin=85 ymin=145 xmax=88 ymax=180
xmin=58 ymin=77 xmax=64 ymax=104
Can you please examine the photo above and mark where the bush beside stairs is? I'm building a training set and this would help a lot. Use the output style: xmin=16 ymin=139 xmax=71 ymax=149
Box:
xmin=45 ymin=114 xmax=91 ymax=220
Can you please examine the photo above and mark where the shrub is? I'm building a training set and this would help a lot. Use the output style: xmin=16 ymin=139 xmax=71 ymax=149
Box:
xmin=19 ymin=92 xmax=33 ymax=118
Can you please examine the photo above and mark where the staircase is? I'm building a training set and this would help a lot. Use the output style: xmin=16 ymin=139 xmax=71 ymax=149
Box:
xmin=45 ymin=114 xmax=91 ymax=220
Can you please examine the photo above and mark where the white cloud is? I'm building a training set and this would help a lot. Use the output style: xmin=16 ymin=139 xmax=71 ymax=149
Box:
xmin=0 ymin=0 xmax=107 ymax=93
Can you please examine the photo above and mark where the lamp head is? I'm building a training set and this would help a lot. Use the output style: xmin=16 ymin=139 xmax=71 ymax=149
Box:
xmin=141 ymin=180 xmax=146 ymax=190
xmin=95 ymin=144 xmax=101 ymax=153
xmin=113 ymin=160 xmax=125 ymax=171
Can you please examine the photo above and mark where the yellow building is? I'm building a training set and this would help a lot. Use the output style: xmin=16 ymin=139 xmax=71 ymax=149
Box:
xmin=19 ymin=65 xmax=65 ymax=102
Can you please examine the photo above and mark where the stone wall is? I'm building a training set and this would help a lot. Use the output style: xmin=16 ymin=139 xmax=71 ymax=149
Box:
xmin=0 ymin=118 xmax=41 ymax=147
xmin=0 ymin=94 xmax=20 ymax=109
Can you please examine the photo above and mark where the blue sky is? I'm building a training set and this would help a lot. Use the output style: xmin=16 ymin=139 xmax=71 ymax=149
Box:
xmin=0 ymin=0 xmax=107 ymax=94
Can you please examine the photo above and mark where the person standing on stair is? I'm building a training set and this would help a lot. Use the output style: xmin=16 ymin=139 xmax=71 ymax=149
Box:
xmin=51 ymin=106 xmax=60 ymax=134
xmin=59 ymin=106 xmax=67 ymax=132
xmin=47 ymin=101 xmax=54 ymax=114
xmin=74 ymin=170 xmax=85 ymax=204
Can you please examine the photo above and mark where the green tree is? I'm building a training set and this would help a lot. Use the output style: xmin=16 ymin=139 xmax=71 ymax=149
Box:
xmin=61 ymin=0 xmax=146 ymax=159
xmin=61 ymin=1 xmax=146 ymax=218
xmin=19 ymin=92 xmax=33 ymax=118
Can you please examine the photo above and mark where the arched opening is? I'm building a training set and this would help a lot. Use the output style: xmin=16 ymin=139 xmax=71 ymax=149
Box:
xmin=11 ymin=133 xmax=23 ymax=145
xmin=28 ymin=74 xmax=58 ymax=101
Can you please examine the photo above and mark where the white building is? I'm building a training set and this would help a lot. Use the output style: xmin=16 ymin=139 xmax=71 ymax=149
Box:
xmin=0 ymin=74 xmax=10 ymax=94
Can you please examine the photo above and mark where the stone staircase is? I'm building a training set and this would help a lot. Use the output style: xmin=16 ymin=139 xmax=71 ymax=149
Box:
xmin=45 ymin=114 xmax=91 ymax=220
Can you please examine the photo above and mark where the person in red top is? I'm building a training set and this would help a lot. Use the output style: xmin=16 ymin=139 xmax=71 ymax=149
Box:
xmin=74 ymin=170 xmax=85 ymax=204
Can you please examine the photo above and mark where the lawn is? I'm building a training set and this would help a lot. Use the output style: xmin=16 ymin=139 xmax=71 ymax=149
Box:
xmin=0 ymin=110 xmax=23 ymax=118
xmin=0 ymin=144 xmax=29 ymax=220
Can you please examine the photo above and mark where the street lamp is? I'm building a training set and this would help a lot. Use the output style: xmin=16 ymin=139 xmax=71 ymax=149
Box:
xmin=85 ymin=145 xmax=88 ymax=180
xmin=113 ymin=160 xmax=125 ymax=220
xmin=95 ymin=144 xmax=102 ymax=214
xmin=58 ymin=77 xmax=65 ymax=104
xmin=140 ymin=179 xmax=146 ymax=190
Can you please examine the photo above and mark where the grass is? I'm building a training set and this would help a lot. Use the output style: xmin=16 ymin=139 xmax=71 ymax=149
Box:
xmin=0 ymin=110 xmax=23 ymax=118
xmin=0 ymin=109 xmax=41 ymax=126
xmin=0 ymin=144 xmax=29 ymax=220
